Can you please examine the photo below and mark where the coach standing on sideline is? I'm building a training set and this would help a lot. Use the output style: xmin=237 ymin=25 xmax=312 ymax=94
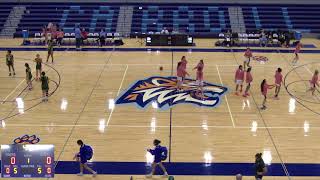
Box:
xmin=254 ymin=153 xmax=267 ymax=180
xmin=75 ymin=24 xmax=81 ymax=50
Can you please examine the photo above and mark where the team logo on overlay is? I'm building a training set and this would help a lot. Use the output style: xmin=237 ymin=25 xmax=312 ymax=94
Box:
xmin=13 ymin=134 xmax=40 ymax=144
xmin=115 ymin=76 xmax=228 ymax=110
xmin=252 ymin=56 xmax=269 ymax=62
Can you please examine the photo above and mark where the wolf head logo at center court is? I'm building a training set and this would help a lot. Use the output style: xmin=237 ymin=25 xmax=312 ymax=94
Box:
xmin=116 ymin=76 xmax=228 ymax=110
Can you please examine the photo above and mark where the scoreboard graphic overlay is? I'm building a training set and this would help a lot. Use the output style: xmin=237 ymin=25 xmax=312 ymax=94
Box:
xmin=1 ymin=144 xmax=54 ymax=178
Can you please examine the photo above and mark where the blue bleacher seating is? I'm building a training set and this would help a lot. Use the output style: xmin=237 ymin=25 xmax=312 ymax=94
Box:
xmin=13 ymin=2 xmax=119 ymax=37
xmin=0 ymin=3 xmax=15 ymax=32
xmin=131 ymin=5 xmax=231 ymax=36
xmin=241 ymin=4 xmax=320 ymax=33
xmin=0 ymin=2 xmax=318 ymax=37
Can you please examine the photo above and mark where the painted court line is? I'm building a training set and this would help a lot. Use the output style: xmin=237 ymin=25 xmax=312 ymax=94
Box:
xmin=215 ymin=65 xmax=235 ymax=128
xmin=116 ymin=65 xmax=129 ymax=96
xmin=2 ymin=123 xmax=319 ymax=129
xmin=1 ymin=68 xmax=38 ymax=104
xmin=52 ymin=63 xmax=281 ymax=67
xmin=1 ymin=80 xmax=25 ymax=104
xmin=106 ymin=65 xmax=128 ymax=127
xmin=0 ymin=161 xmax=317 ymax=176
xmin=303 ymin=65 xmax=313 ymax=74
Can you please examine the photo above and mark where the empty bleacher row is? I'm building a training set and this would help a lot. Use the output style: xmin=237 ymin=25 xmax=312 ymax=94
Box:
xmin=0 ymin=3 xmax=15 ymax=33
xmin=241 ymin=4 xmax=320 ymax=33
xmin=0 ymin=2 xmax=320 ymax=38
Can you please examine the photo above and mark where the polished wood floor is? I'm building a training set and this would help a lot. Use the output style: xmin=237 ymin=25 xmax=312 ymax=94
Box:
xmin=1 ymin=39 xmax=320 ymax=179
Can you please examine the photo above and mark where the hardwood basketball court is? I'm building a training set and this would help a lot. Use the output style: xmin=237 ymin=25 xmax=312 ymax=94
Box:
xmin=1 ymin=39 xmax=320 ymax=179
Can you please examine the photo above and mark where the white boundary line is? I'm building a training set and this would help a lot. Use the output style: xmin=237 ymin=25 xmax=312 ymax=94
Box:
xmin=303 ymin=65 xmax=313 ymax=74
xmin=2 ymin=123 xmax=317 ymax=129
xmin=117 ymin=65 xmax=129 ymax=96
xmin=106 ymin=64 xmax=128 ymax=126
xmin=51 ymin=63 xmax=280 ymax=67
xmin=216 ymin=65 xmax=235 ymax=128
xmin=1 ymin=68 xmax=37 ymax=104
xmin=1 ymin=80 xmax=25 ymax=104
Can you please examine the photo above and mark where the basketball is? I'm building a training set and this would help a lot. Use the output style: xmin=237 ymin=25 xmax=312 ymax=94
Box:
xmin=159 ymin=66 xmax=163 ymax=71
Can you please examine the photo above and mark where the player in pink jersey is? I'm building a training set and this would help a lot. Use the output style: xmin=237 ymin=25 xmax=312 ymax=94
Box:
xmin=243 ymin=48 xmax=253 ymax=70
xmin=176 ymin=61 xmax=184 ymax=90
xmin=243 ymin=67 xmax=252 ymax=97
xmin=274 ymin=68 xmax=283 ymax=99
xmin=234 ymin=65 xmax=245 ymax=95
xmin=180 ymin=56 xmax=187 ymax=69
xmin=193 ymin=59 xmax=204 ymax=94
xmin=260 ymin=79 xmax=275 ymax=110
xmin=292 ymin=41 xmax=302 ymax=65
xmin=307 ymin=70 xmax=319 ymax=95
xmin=180 ymin=56 xmax=188 ymax=83
xmin=176 ymin=61 xmax=189 ymax=91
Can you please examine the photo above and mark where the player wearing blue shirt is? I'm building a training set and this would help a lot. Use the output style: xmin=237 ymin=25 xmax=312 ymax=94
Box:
xmin=254 ymin=153 xmax=267 ymax=180
xmin=73 ymin=140 xmax=97 ymax=177
xmin=75 ymin=26 xmax=82 ymax=49
xmin=99 ymin=29 xmax=106 ymax=47
xmin=146 ymin=139 xmax=168 ymax=178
